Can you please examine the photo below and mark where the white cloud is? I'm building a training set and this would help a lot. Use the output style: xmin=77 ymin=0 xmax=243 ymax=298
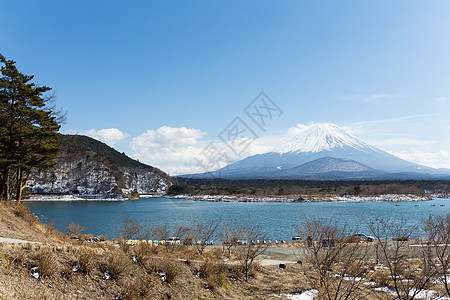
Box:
xmin=285 ymin=123 xmax=308 ymax=136
xmin=67 ymin=128 xmax=129 ymax=146
xmin=436 ymin=97 xmax=448 ymax=103
xmin=366 ymin=138 xmax=435 ymax=146
xmin=337 ymin=93 xmax=406 ymax=103
xmin=128 ymin=125 xmax=279 ymax=175
xmin=131 ymin=126 xmax=206 ymax=149
xmin=387 ymin=150 xmax=450 ymax=169
xmin=130 ymin=126 xmax=207 ymax=175
xmin=219 ymin=137 xmax=274 ymax=159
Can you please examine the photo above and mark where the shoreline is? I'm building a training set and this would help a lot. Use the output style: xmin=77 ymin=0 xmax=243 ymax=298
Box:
xmin=23 ymin=194 xmax=164 ymax=202
xmin=22 ymin=193 xmax=438 ymax=202
xmin=170 ymin=194 xmax=431 ymax=203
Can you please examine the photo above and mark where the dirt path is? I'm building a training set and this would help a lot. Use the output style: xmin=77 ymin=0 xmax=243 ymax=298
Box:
xmin=0 ymin=237 xmax=40 ymax=244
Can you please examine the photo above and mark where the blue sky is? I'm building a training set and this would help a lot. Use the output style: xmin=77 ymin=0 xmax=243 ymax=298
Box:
xmin=2 ymin=1 xmax=450 ymax=174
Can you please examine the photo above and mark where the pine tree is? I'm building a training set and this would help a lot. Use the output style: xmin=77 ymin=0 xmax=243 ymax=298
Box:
xmin=0 ymin=54 xmax=61 ymax=202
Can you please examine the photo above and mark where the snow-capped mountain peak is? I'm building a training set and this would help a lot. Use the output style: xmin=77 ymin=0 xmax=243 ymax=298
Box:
xmin=276 ymin=123 xmax=371 ymax=154
xmin=187 ymin=122 xmax=450 ymax=179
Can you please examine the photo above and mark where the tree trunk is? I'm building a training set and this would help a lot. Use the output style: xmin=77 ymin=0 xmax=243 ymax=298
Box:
xmin=0 ymin=168 xmax=9 ymax=200
xmin=16 ymin=169 xmax=24 ymax=203
xmin=245 ymin=260 xmax=248 ymax=282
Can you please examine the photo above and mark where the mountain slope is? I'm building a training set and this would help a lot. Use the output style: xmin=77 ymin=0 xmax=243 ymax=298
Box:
xmin=27 ymin=134 xmax=174 ymax=195
xmin=187 ymin=123 xmax=450 ymax=179
xmin=281 ymin=157 xmax=375 ymax=174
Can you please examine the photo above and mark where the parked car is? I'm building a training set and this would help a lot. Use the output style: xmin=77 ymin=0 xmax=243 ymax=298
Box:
xmin=166 ymin=237 xmax=181 ymax=245
xmin=349 ymin=233 xmax=374 ymax=242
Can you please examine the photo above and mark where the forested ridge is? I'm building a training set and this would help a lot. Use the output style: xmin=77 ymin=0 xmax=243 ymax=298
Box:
xmin=170 ymin=178 xmax=450 ymax=197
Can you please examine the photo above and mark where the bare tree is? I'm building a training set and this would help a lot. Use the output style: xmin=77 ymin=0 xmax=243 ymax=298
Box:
xmin=152 ymin=223 xmax=169 ymax=241
xmin=66 ymin=221 xmax=86 ymax=237
xmin=150 ymin=223 xmax=192 ymax=251
xmin=191 ymin=221 xmax=218 ymax=255
xmin=174 ymin=224 xmax=191 ymax=246
xmin=296 ymin=217 xmax=371 ymax=300
xmin=222 ymin=222 xmax=240 ymax=258
xmin=423 ymin=213 xmax=450 ymax=297
xmin=234 ymin=222 xmax=266 ymax=282
xmin=119 ymin=215 xmax=142 ymax=252
xmin=363 ymin=215 xmax=436 ymax=300
xmin=151 ymin=223 xmax=170 ymax=251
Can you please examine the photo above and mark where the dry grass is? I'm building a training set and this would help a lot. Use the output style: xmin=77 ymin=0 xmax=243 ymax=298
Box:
xmin=76 ymin=248 xmax=98 ymax=275
xmin=0 ymin=240 xmax=313 ymax=300
xmin=36 ymin=250 xmax=59 ymax=277
xmin=0 ymin=251 xmax=10 ymax=273
xmin=199 ymin=259 xmax=230 ymax=291
xmin=148 ymin=258 xmax=181 ymax=284
xmin=98 ymin=235 xmax=108 ymax=241
xmin=9 ymin=202 xmax=38 ymax=224
xmin=1 ymin=203 xmax=409 ymax=299
xmin=120 ymin=273 xmax=158 ymax=299
xmin=104 ymin=249 xmax=131 ymax=279
xmin=133 ymin=242 xmax=156 ymax=264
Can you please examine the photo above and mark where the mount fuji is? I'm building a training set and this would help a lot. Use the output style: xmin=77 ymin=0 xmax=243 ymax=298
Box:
xmin=187 ymin=123 xmax=450 ymax=180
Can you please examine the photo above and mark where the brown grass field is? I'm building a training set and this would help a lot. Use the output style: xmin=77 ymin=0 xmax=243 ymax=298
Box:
xmin=1 ymin=201 xmax=449 ymax=299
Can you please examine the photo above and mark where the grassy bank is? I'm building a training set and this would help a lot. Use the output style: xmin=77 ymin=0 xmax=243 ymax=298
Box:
xmin=2 ymin=201 xmax=450 ymax=299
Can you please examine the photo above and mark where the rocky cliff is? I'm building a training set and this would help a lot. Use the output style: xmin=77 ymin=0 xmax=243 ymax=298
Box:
xmin=27 ymin=134 xmax=174 ymax=195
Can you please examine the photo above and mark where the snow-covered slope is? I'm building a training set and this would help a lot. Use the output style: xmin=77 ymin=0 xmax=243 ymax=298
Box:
xmin=187 ymin=123 xmax=450 ymax=179
xmin=276 ymin=123 xmax=374 ymax=154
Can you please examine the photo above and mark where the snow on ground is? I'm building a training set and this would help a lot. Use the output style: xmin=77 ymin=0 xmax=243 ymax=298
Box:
xmin=274 ymin=289 xmax=318 ymax=300
xmin=372 ymin=287 xmax=450 ymax=300
xmin=24 ymin=194 xmax=128 ymax=201
xmin=179 ymin=194 xmax=429 ymax=203
xmin=343 ymin=276 xmax=362 ymax=281
xmin=432 ymin=275 xmax=450 ymax=284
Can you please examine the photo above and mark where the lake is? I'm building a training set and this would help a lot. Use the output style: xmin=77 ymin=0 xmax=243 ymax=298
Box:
xmin=25 ymin=197 xmax=450 ymax=241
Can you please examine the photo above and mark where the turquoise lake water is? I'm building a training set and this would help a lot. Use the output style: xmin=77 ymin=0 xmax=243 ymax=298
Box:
xmin=25 ymin=197 xmax=450 ymax=241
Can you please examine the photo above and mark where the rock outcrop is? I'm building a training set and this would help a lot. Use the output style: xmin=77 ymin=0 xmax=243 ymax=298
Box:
xmin=27 ymin=134 xmax=174 ymax=195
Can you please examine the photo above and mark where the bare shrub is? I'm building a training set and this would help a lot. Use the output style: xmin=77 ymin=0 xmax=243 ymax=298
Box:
xmin=149 ymin=258 xmax=181 ymax=284
xmin=221 ymin=222 xmax=240 ymax=258
xmin=162 ymin=260 xmax=181 ymax=284
xmin=76 ymin=248 xmax=98 ymax=275
xmin=98 ymin=235 xmax=108 ymax=241
xmin=133 ymin=242 xmax=156 ymax=264
xmin=152 ymin=223 xmax=170 ymax=241
xmin=296 ymin=217 xmax=372 ymax=300
xmin=234 ymin=222 xmax=266 ymax=282
xmin=121 ymin=274 xmax=156 ymax=299
xmin=206 ymin=271 xmax=229 ymax=291
xmin=36 ymin=250 xmax=59 ymax=277
xmin=150 ymin=223 xmax=191 ymax=252
xmin=201 ymin=259 xmax=238 ymax=289
xmin=371 ymin=269 xmax=390 ymax=287
xmin=118 ymin=215 xmax=142 ymax=252
xmin=363 ymin=215 xmax=436 ymax=300
xmin=191 ymin=221 xmax=218 ymax=255
xmin=105 ymin=250 xmax=131 ymax=279
xmin=174 ymin=224 xmax=192 ymax=246
xmin=66 ymin=221 xmax=86 ymax=237
xmin=206 ymin=246 xmax=224 ymax=261
xmin=423 ymin=213 xmax=450 ymax=297
xmin=10 ymin=202 xmax=38 ymax=224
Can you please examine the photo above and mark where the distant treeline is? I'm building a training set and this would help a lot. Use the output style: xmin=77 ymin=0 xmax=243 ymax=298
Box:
xmin=169 ymin=178 xmax=450 ymax=197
